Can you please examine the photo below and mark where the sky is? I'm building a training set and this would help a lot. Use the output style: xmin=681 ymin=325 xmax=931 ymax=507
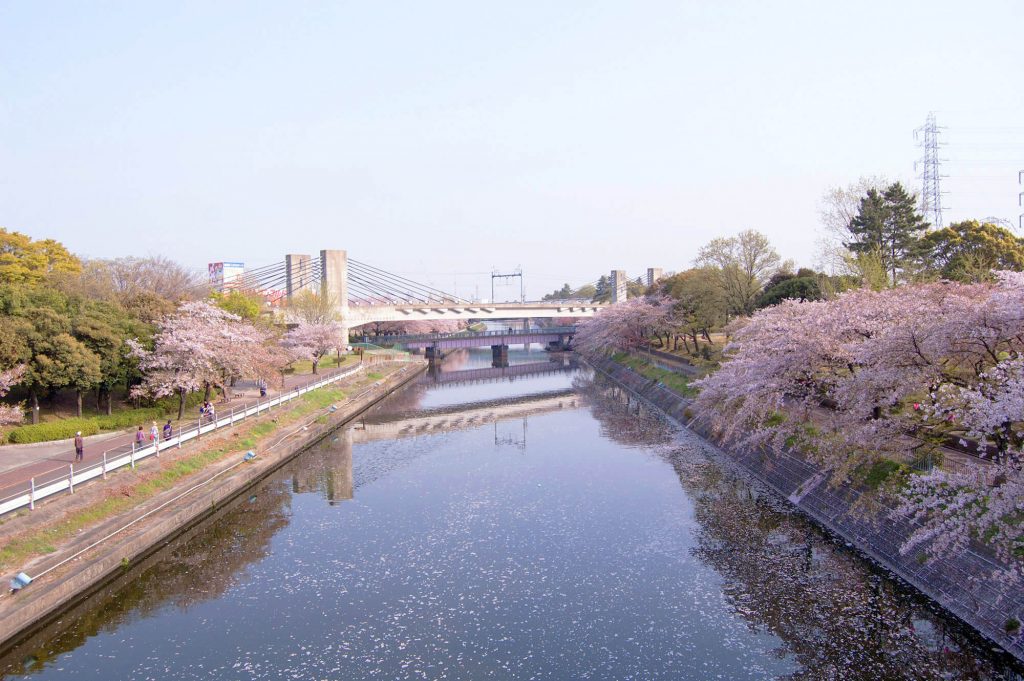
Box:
xmin=2 ymin=0 xmax=1023 ymax=300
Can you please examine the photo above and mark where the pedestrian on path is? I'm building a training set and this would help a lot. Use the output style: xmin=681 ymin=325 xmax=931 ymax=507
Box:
xmin=135 ymin=426 xmax=145 ymax=446
xmin=73 ymin=431 xmax=84 ymax=462
xmin=149 ymin=421 xmax=158 ymax=442
xmin=162 ymin=420 xmax=173 ymax=440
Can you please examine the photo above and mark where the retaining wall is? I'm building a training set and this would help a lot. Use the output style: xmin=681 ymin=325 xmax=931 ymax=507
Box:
xmin=589 ymin=356 xmax=1024 ymax=663
xmin=0 ymin=362 xmax=426 ymax=653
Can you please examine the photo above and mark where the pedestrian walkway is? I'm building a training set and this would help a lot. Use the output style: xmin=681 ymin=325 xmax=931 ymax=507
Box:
xmin=0 ymin=365 xmax=355 ymax=505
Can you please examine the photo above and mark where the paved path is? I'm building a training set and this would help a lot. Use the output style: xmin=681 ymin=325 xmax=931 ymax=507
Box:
xmin=0 ymin=365 xmax=356 ymax=505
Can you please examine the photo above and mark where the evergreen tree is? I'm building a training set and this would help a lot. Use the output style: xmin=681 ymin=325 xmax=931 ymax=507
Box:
xmin=844 ymin=182 xmax=928 ymax=285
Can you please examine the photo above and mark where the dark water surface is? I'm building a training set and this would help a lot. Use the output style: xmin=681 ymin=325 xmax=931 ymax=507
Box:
xmin=1 ymin=348 xmax=1020 ymax=680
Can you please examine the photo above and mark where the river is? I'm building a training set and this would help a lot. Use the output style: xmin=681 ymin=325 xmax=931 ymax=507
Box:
xmin=1 ymin=347 xmax=1020 ymax=680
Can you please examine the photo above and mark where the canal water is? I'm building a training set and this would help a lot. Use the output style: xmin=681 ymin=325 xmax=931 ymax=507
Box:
xmin=1 ymin=348 xmax=1020 ymax=680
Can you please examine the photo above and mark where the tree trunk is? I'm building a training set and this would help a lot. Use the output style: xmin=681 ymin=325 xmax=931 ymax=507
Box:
xmin=96 ymin=387 xmax=102 ymax=410
xmin=681 ymin=337 xmax=690 ymax=354
xmin=31 ymin=390 xmax=39 ymax=424
xmin=106 ymin=390 xmax=113 ymax=415
xmin=178 ymin=388 xmax=186 ymax=421
xmin=204 ymin=383 xmax=211 ymax=401
xmin=702 ymin=328 xmax=713 ymax=344
xmin=691 ymin=332 xmax=699 ymax=353
xmin=76 ymin=390 xmax=83 ymax=417
xmin=312 ymin=357 xmax=320 ymax=374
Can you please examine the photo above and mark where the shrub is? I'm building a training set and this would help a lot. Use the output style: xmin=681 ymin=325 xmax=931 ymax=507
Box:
xmin=8 ymin=419 xmax=100 ymax=444
xmin=94 ymin=407 xmax=164 ymax=430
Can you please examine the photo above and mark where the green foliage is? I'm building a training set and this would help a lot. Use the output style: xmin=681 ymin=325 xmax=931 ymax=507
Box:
xmin=917 ymin=220 xmax=1024 ymax=282
xmin=8 ymin=418 xmax=100 ymax=443
xmin=613 ymin=353 xmax=696 ymax=396
xmin=755 ymin=273 xmax=822 ymax=308
xmin=212 ymin=290 xmax=265 ymax=322
xmin=860 ymin=458 xmax=905 ymax=491
xmin=696 ymin=230 xmax=782 ymax=316
xmin=0 ymin=228 xmax=81 ymax=285
xmin=92 ymin=407 xmax=165 ymax=430
xmin=844 ymin=182 xmax=928 ymax=284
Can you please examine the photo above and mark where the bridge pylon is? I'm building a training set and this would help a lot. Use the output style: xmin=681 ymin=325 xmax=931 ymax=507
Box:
xmin=320 ymin=249 xmax=350 ymax=343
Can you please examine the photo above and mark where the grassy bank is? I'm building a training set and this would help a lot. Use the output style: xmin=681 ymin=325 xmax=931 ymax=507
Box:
xmin=611 ymin=352 xmax=697 ymax=397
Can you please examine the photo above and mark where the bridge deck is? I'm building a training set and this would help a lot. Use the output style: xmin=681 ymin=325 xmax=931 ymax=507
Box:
xmin=382 ymin=326 xmax=577 ymax=349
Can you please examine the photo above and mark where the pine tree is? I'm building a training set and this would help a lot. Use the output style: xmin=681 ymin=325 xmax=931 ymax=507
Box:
xmin=845 ymin=182 xmax=929 ymax=285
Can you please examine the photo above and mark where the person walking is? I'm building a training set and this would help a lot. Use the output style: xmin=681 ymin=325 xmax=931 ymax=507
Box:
xmin=73 ymin=431 xmax=84 ymax=462
xmin=149 ymin=421 xmax=158 ymax=442
xmin=135 ymin=426 xmax=145 ymax=447
xmin=162 ymin=420 xmax=173 ymax=440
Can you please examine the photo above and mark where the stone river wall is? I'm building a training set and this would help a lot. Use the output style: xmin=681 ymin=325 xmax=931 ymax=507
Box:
xmin=0 ymin=363 xmax=427 ymax=653
xmin=588 ymin=356 xmax=1024 ymax=663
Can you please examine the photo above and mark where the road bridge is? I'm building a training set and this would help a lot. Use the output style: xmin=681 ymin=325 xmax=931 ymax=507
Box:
xmin=223 ymin=249 xmax=608 ymax=339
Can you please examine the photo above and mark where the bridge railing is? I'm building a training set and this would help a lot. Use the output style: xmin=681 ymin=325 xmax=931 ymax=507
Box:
xmin=380 ymin=326 xmax=578 ymax=345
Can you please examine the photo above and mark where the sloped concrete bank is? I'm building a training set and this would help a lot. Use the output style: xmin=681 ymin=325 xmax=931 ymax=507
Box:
xmin=588 ymin=356 xmax=1024 ymax=664
xmin=0 ymin=362 xmax=426 ymax=654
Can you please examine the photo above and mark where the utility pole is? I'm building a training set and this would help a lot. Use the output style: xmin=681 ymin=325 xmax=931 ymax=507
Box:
xmin=491 ymin=267 xmax=524 ymax=303
xmin=914 ymin=112 xmax=947 ymax=228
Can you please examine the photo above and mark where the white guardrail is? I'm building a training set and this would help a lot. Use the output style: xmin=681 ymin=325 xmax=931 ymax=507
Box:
xmin=0 ymin=360 xmax=390 ymax=517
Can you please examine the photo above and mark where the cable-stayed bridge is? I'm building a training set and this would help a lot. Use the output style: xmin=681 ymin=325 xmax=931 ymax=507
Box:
xmin=221 ymin=249 xmax=626 ymax=336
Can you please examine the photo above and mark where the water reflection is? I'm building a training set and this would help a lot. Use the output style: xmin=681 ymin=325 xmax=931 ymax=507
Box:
xmin=290 ymin=427 xmax=353 ymax=504
xmin=581 ymin=376 xmax=1023 ymax=680
xmin=1 ymin=358 xmax=1021 ymax=680
xmin=1 ymin=483 xmax=292 ymax=678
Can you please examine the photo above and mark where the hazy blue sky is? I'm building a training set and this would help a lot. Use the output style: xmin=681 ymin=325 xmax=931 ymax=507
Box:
xmin=2 ymin=1 xmax=1022 ymax=299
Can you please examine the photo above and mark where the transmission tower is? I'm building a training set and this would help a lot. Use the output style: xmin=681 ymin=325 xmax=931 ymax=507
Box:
xmin=914 ymin=112 xmax=947 ymax=228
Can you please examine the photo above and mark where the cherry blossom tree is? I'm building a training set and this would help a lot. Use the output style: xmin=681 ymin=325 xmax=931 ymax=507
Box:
xmin=282 ymin=322 xmax=346 ymax=374
xmin=131 ymin=301 xmax=277 ymax=418
xmin=574 ymin=297 xmax=674 ymax=357
xmin=692 ymin=273 xmax=1024 ymax=575
xmin=0 ymin=365 xmax=26 ymax=425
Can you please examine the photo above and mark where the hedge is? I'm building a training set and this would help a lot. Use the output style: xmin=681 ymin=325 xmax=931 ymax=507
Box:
xmin=5 ymin=389 xmax=220 ymax=444
xmin=8 ymin=419 xmax=101 ymax=444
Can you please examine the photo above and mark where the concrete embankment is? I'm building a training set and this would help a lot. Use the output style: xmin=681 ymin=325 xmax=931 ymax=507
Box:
xmin=589 ymin=356 xmax=1024 ymax=664
xmin=0 ymin=362 xmax=426 ymax=653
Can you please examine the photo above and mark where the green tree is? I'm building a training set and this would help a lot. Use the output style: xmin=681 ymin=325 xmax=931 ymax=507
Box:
xmin=844 ymin=182 xmax=928 ymax=285
xmin=916 ymin=220 xmax=1024 ymax=282
xmin=73 ymin=301 xmax=146 ymax=414
xmin=593 ymin=275 xmax=611 ymax=303
xmin=696 ymin=229 xmax=781 ymax=317
xmin=659 ymin=268 xmax=727 ymax=354
xmin=755 ymin=268 xmax=823 ymax=308
xmin=0 ymin=228 xmax=81 ymax=285
xmin=574 ymin=283 xmax=597 ymax=299
xmin=542 ymin=283 xmax=574 ymax=301
xmin=626 ymin=277 xmax=646 ymax=298
xmin=0 ymin=285 xmax=103 ymax=420
xmin=212 ymin=290 xmax=265 ymax=322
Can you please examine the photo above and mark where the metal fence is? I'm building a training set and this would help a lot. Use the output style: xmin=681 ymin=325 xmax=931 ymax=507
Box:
xmin=0 ymin=360 xmax=384 ymax=517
